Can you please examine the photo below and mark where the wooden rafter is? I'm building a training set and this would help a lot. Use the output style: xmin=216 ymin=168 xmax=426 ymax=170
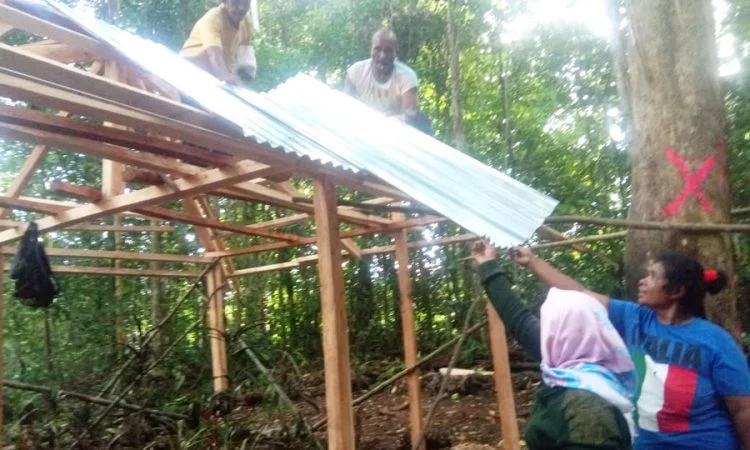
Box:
xmin=2 ymin=264 xmax=202 ymax=278
xmin=0 ymin=117 xmax=390 ymax=227
xmin=0 ymin=160 xmax=280 ymax=244
xmin=1 ymin=247 xmax=211 ymax=264
xmin=17 ymin=40 xmax=106 ymax=62
xmin=0 ymin=219 xmax=176 ymax=233
xmin=48 ymin=182 xmax=306 ymax=243
xmin=0 ymin=4 xmax=106 ymax=55
xmin=0 ymin=46 xmax=409 ymax=200
xmin=0 ymin=23 xmax=14 ymax=39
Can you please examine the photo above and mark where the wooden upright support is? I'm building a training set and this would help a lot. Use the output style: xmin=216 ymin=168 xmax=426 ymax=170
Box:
xmin=206 ymin=265 xmax=228 ymax=392
xmin=393 ymin=214 xmax=424 ymax=450
xmin=313 ymin=177 xmax=355 ymax=450
xmin=486 ymin=303 xmax=521 ymax=450
xmin=0 ymin=252 xmax=4 ymax=446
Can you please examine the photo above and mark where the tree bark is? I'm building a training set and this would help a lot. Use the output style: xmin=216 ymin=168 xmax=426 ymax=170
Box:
xmin=150 ymin=222 xmax=166 ymax=356
xmin=623 ymin=0 xmax=735 ymax=332
xmin=447 ymin=0 xmax=467 ymax=151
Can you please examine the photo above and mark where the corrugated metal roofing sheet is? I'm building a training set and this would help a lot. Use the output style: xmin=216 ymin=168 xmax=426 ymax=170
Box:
xmin=35 ymin=0 xmax=559 ymax=247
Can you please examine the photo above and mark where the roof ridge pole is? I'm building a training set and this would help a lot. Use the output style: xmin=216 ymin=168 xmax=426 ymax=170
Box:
xmin=313 ymin=176 xmax=355 ymax=450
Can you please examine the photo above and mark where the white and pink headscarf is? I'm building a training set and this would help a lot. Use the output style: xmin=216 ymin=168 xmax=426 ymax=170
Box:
xmin=540 ymin=288 xmax=637 ymax=439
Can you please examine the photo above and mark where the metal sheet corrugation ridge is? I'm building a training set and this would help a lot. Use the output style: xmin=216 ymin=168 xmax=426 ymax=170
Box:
xmin=40 ymin=0 xmax=358 ymax=171
xmin=40 ymin=0 xmax=558 ymax=246
xmin=259 ymin=75 xmax=558 ymax=246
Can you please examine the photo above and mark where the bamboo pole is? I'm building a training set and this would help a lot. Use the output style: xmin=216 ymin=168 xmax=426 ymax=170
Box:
xmin=545 ymin=215 xmax=750 ymax=232
xmin=393 ymin=213 xmax=424 ymax=450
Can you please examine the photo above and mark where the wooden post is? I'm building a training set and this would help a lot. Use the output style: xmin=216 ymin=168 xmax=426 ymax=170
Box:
xmin=486 ymin=302 xmax=520 ymax=450
xmin=313 ymin=177 xmax=355 ymax=450
xmin=0 ymin=252 xmax=4 ymax=446
xmin=393 ymin=214 xmax=424 ymax=450
xmin=207 ymin=265 xmax=228 ymax=392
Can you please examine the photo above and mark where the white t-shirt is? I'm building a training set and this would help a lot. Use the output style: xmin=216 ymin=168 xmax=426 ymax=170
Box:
xmin=346 ymin=58 xmax=418 ymax=115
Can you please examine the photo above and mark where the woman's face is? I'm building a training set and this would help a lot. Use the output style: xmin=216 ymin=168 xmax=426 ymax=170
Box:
xmin=638 ymin=262 xmax=674 ymax=308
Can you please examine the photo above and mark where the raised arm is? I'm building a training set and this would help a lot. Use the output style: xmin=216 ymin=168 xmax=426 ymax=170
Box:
xmin=473 ymin=240 xmax=542 ymax=361
xmin=512 ymin=247 xmax=609 ymax=307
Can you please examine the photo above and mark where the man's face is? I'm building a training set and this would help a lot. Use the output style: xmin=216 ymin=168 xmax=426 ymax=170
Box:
xmin=370 ymin=33 xmax=396 ymax=77
xmin=224 ymin=0 xmax=249 ymax=25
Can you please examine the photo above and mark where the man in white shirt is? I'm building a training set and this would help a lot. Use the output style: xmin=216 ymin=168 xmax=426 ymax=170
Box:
xmin=345 ymin=29 xmax=432 ymax=134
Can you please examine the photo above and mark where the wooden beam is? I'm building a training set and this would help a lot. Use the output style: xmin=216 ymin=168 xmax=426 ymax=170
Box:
xmin=183 ymin=197 xmax=239 ymax=292
xmin=205 ymin=216 xmax=448 ymax=258
xmin=0 ymin=4 xmax=107 ymax=55
xmin=0 ymin=160 xmax=279 ymax=245
xmin=0 ymin=23 xmax=14 ymax=39
xmin=0 ymin=55 xmax=409 ymax=200
xmin=17 ymin=40 xmax=106 ymax=63
xmin=393 ymin=213 xmax=423 ymax=450
xmin=340 ymin=238 xmax=362 ymax=260
xmin=0 ymin=109 xmax=69 ymax=218
xmin=0 ymin=44 xmax=228 ymax=132
xmin=1 ymin=247 xmax=210 ymax=264
xmin=312 ymin=177 xmax=355 ymax=450
xmin=51 ymin=182 xmax=102 ymax=202
xmin=0 ymin=219 xmax=176 ymax=233
xmin=0 ymin=117 xmax=389 ymax=227
xmin=1 ymin=263 xmax=202 ymax=278
xmin=486 ymin=305 xmax=521 ymax=450
xmin=206 ymin=265 xmax=229 ymax=392
xmin=0 ymin=252 xmax=4 ymax=442
xmin=1 ymin=190 xmax=306 ymax=243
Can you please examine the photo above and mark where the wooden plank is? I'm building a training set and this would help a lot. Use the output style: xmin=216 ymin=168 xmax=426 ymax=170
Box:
xmin=0 ymin=4 xmax=106 ymax=54
xmin=312 ymin=177 xmax=355 ymax=450
xmin=340 ymin=238 xmax=362 ymax=260
xmin=1 ymin=263 xmax=202 ymax=277
xmin=0 ymin=191 xmax=305 ymax=243
xmin=0 ymin=252 xmax=3 ymax=443
xmin=205 ymin=216 xmax=449 ymax=258
xmin=0 ymin=23 xmax=14 ymax=39
xmin=51 ymin=182 xmax=102 ymax=202
xmin=0 ymin=69 xmax=409 ymax=202
xmin=0 ymin=160 xmax=278 ymax=245
xmin=0 ymin=110 xmax=69 ymax=218
xmin=0 ymin=117 xmax=389 ymax=227
xmin=206 ymin=265 xmax=229 ymax=392
xmin=486 ymin=304 xmax=521 ymax=450
xmin=0 ymin=43 xmax=228 ymax=132
xmin=1 ymin=246 xmax=210 ymax=264
xmin=17 ymin=40 xmax=105 ymax=63
xmin=0 ymin=219 xmax=176 ymax=233
xmin=393 ymin=214 xmax=423 ymax=449
xmin=183 ymin=197 xmax=238 ymax=292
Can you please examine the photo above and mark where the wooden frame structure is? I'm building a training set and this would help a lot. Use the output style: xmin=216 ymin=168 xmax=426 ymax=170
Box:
xmin=0 ymin=4 xmax=550 ymax=448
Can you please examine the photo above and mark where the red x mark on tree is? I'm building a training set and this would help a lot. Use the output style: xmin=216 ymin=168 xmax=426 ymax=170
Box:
xmin=661 ymin=147 xmax=715 ymax=218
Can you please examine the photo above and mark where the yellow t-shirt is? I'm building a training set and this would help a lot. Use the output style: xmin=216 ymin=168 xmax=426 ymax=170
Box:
xmin=180 ymin=5 xmax=253 ymax=73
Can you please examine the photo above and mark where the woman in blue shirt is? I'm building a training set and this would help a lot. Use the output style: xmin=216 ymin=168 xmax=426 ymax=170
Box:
xmin=511 ymin=247 xmax=750 ymax=450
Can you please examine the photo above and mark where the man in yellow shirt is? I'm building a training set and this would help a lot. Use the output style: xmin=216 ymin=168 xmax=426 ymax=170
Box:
xmin=180 ymin=0 xmax=255 ymax=85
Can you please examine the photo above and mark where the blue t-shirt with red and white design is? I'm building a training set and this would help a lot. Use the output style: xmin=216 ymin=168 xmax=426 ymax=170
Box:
xmin=608 ymin=299 xmax=750 ymax=450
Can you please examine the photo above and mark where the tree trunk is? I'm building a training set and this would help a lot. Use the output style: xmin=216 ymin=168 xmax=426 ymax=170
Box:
xmin=623 ymin=0 xmax=735 ymax=332
xmin=606 ymin=0 xmax=633 ymax=149
xmin=447 ymin=0 xmax=467 ymax=152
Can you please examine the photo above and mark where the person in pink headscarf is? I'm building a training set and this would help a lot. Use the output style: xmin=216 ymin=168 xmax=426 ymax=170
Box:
xmin=472 ymin=239 xmax=634 ymax=450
